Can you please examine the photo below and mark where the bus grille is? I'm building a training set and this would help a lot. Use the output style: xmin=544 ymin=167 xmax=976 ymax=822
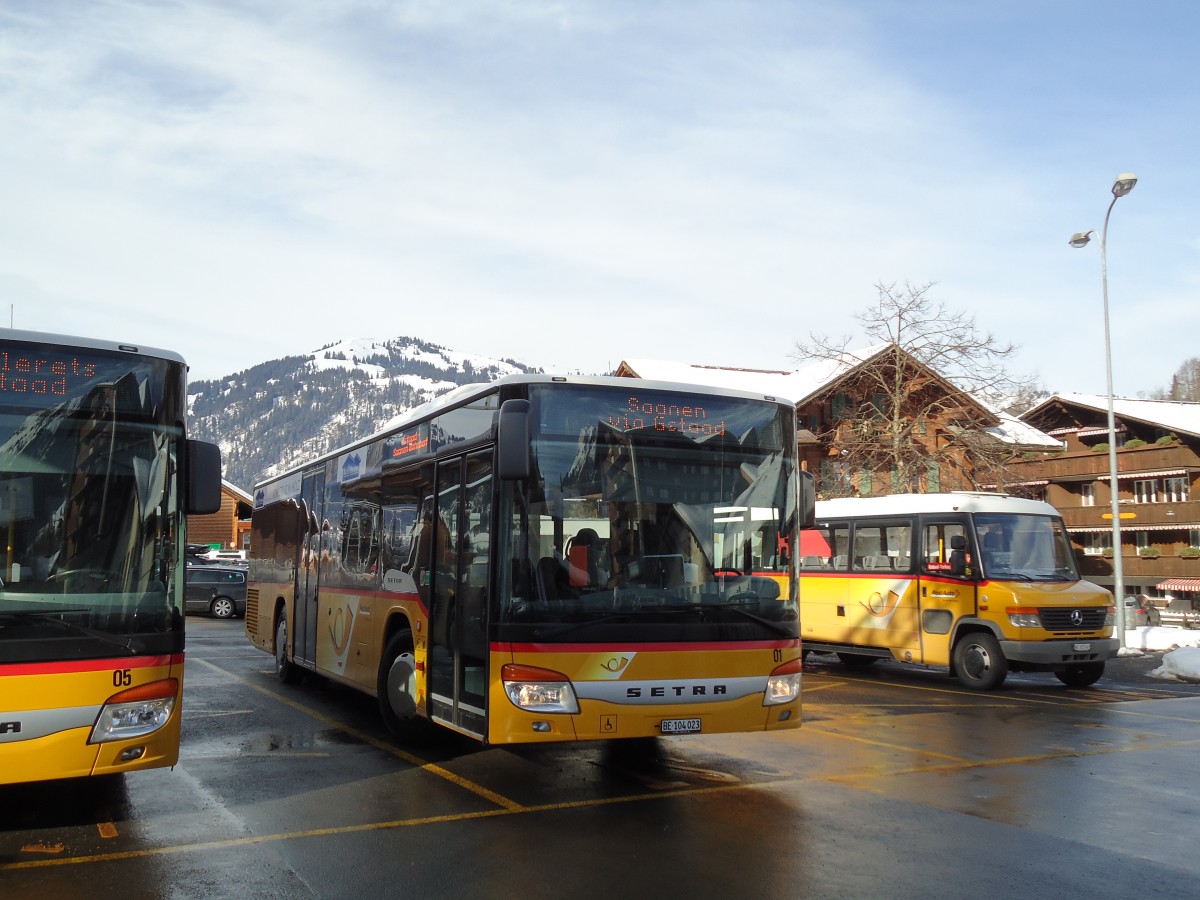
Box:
xmin=246 ymin=588 xmax=259 ymax=637
xmin=1040 ymin=607 xmax=1107 ymax=631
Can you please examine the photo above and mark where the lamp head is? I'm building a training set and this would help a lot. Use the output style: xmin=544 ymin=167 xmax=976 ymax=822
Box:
xmin=1112 ymin=173 xmax=1138 ymax=197
xmin=1069 ymin=231 xmax=1093 ymax=248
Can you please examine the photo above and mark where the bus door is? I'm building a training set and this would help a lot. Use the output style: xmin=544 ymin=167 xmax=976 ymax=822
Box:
xmin=917 ymin=517 xmax=976 ymax=667
xmin=294 ymin=469 xmax=325 ymax=667
xmin=428 ymin=453 xmax=491 ymax=739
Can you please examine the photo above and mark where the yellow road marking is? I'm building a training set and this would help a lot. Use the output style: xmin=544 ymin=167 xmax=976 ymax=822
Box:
xmin=189 ymin=657 xmax=524 ymax=812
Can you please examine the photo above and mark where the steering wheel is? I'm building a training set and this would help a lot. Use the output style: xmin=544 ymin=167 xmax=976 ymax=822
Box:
xmin=48 ymin=569 xmax=116 ymax=585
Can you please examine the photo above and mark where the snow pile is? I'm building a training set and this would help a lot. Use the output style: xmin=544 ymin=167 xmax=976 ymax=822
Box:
xmin=1125 ymin=626 xmax=1200 ymax=683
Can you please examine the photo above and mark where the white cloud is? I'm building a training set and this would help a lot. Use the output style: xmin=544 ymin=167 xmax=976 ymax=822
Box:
xmin=0 ymin=1 xmax=1195 ymax=389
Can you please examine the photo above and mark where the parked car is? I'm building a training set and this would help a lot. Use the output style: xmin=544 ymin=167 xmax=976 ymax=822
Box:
xmin=1123 ymin=595 xmax=1162 ymax=627
xmin=185 ymin=566 xmax=247 ymax=619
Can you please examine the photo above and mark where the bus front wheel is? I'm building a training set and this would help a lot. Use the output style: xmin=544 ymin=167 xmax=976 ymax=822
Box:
xmin=1055 ymin=662 xmax=1105 ymax=688
xmin=952 ymin=632 xmax=1008 ymax=690
xmin=378 ymin=631 xmax=436 ymax=745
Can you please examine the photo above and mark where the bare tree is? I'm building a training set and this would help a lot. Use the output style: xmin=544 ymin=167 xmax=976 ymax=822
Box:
xmin=792 ymin=281 xmax=1035 ymax=497
xmin=1155 ymin=357 xmax=1200 ymax=401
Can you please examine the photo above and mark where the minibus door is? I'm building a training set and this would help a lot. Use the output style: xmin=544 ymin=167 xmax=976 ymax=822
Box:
xmin=917 ymin=517 xmax=976 ymax=667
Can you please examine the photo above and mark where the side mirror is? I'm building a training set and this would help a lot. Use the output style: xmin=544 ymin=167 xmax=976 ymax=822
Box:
xmin=798 ymin=471 xmax=815 ymax=529
xmin=186 ymin=439 xmax=223 ymax=515
xmin=496 ymin=399 xmax=531 ymax=480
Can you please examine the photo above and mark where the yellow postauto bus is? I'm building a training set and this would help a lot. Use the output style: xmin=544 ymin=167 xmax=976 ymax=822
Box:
xmin=0 ymin=328 xmax=222 ymax=785
xmin=798 ymin=492 xmax=1117 ymax=689
xmin=248 ymin=375 xmax=813 ymax=744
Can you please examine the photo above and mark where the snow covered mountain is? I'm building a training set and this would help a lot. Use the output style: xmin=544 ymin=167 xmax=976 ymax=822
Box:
xmin=188 ymin=336 xmax=543 ymax=490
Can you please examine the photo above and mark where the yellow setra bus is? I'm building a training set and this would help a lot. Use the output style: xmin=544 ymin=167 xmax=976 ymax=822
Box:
xmin=0 ymin=328 xmax=222 ymax=785
xmin=247 ymin=374 xmax=813 ymax=744
xmin=798 ymin=492 xmax=1117 ymax=689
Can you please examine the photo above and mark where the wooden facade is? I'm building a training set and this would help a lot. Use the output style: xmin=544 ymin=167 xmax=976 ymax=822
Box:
xmin=187 ymin=481 xmax=254 ymax=551
xmin=1007 ymin=395 xmax=1200 ymax=603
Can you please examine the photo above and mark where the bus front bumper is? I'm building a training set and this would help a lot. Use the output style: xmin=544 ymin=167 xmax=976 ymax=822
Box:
xmin=999 ymin=637 xmax=1119 ymax=666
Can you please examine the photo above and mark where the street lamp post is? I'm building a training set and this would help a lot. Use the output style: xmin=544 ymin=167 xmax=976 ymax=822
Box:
xmin=1069 ymin=172 xmax=1137 ymax=650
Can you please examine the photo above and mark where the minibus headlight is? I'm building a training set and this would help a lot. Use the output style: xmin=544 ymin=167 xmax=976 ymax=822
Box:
xmin=90 ymin=678 xmax=178 ymax=743
xmin=502 ymin=664 xmax=580 ymax=714
xmin=1006 ymin=607 xmax=1042 ymax=629
xmin=764 ymin=659 xmax=803 ymax=706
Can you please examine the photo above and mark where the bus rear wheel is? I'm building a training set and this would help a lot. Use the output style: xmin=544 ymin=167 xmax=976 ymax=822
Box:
xmin=1055 ymin=662 xmax=1105 ymax=688
xmin=275 ymin=615 xmax=303 ymax=684
xmin=836 ymin=652 xmax=880 ymax=668
xmin=952 ymin=632 xmax=1008 ymax=690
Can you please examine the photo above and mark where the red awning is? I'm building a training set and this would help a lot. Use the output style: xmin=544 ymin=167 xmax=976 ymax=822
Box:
xmin=1156 ymin=578 xmax=1200 ymax=593
xmin=798 ymin=529 xmax=832 ymax=557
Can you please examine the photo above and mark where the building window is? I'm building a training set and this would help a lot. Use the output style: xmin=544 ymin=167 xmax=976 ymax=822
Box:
xmin=1164 ymin=476 xmax=1190 ymax=503
xmin=1081 ymin=532 xmax=1111 ymax=556
xmin=1133 ymin=479 xmax=1158 ymax=504
xmin=1080 ymin=483 xmax=1095 ymax=507
xmin=1135 ymin=530 xmax=1151 ymax=551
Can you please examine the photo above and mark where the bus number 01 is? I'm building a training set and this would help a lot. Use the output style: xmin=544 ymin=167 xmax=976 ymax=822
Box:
xmin=112 ymin=669 xmax=132 ymax=687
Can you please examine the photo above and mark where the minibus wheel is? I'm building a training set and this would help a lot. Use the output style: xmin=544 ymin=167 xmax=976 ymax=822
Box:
xmin=1054 ymin=662 xmax=1104 ymax=688
xmin=952 ymin=632 xmax=1008 ymax=690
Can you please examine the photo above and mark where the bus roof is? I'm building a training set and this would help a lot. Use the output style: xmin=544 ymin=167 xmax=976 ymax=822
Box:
xmin=816 ymin=492 xmax=1061 ymax=520
xmin=255 ymin=372 xmax=795 ymax=490
xmin=0 ymin=327 xmax=189 ymax=367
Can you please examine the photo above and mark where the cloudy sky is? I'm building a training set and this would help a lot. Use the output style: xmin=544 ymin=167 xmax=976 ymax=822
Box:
xmin=1 ymin=1 xmax=1195 ymax=396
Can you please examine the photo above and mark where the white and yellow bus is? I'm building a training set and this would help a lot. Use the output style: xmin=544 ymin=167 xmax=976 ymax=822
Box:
xmin=798 ymin=492 xmax=1117 ymax=689
xmin=247 ymin=375 xmax=813 ymax=744
xmin=0 ymin=328 xmax=222 ymax=785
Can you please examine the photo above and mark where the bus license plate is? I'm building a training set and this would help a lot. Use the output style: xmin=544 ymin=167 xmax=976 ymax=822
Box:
xmin=661 ymin=718 xmax=701 ymax=735
xmin=1073 ymin=643 xmax=1092 ymax=652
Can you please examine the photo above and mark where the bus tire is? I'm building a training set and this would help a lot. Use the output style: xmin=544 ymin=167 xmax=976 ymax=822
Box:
xmin=836 ymin=652 xmax=879 ymax=668
xmin=275 ymin=615 xmax=302 ymax=684
xmin=378 ymin=631 xmax=436 ymax=745
xmin=1055 ymin=662 xmax=1105 ymax=688
xmin=952 ymin=632 xmax=1007 ymax=690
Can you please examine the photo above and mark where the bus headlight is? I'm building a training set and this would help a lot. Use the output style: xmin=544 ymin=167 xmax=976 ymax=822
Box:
xmin=764 ymin=659 xmax=803 ymax=706
xmin=90 ymin=678 xmax=179 ymax=743
xmin=1006 ymin=607 xmax=1042 ymax=629
xmin=502 ymin=664 xmax=580 ymax=714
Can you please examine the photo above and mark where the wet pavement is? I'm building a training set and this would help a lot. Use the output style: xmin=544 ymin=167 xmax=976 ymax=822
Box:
xmin=3 ymin=619 xmax=1200 ymax=898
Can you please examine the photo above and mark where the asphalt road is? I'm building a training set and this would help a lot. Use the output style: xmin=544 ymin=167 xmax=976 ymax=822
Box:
xmin=3 ymin=618 xmax=1200 ymax=899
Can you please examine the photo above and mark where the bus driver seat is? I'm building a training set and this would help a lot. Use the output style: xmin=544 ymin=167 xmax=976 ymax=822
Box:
xmin=949 ymin=534 xmax=969 ymax=576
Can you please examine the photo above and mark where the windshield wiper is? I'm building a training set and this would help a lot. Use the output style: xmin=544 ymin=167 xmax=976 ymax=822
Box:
xmin=0 ymin=610 xmax=139 ymax=655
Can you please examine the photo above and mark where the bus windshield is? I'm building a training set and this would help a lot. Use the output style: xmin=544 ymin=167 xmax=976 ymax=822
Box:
xmin=975 ymin=512 xmax=1080 ymax=582
xmin=0 ymin=342 xmax=186 ymax=661
xmin=498 ymin=384 xmax=798 ymax=642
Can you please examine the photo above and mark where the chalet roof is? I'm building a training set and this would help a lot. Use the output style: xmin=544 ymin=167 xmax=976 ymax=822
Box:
xmin=1025 ymin=393 xmax=1200 ymax=439
xmin=616 ymin=344 xmax=895 ymax=406
xmin=222 ymin=480 xmax=254 ymax=504
xmin=617 ymin=346 xmax=1061 ymax=450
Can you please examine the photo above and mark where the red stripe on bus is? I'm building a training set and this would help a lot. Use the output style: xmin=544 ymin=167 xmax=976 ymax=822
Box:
xmin=0 ymin=653 xmax=183 ymax=677
xmin=495 ymin=640 xmax=798 ymax=653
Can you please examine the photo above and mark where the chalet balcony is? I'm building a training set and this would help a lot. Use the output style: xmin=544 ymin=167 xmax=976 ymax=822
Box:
xmin=1007 ymin=442 xmax=1200 ymax=482
xmin=1057 ymin=500 xmax=1200 ymax=532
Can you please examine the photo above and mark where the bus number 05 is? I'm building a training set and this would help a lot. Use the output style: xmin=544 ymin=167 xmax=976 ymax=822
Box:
xmin=113 ymin=669 xmax=132 ymax=687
